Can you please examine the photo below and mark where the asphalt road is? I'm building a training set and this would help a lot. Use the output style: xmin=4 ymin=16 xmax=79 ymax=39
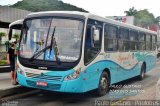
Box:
xmin=2 ymin=61 xmax=160 ymax=106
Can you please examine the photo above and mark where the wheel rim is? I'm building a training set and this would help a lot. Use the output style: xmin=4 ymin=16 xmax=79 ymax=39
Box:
xmin=141 ymin=70 xmax=144 ymax=78
xmin=100 ymin=77 xmax=107 ymax=90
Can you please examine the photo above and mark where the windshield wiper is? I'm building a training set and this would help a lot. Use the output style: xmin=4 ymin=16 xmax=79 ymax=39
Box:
xmin=29 ymin=26 xmax=60 ymax=64
xmin=29 ymin=45 xmax=51 ymax=61
xmin=49 ymin=27 xmax=61 ymax=64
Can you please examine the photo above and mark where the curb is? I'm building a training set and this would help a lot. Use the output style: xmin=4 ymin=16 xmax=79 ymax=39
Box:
xmin=0 ymin=86 xmax=34 ymax=99
xmin=0 ymin=66 xmax=10 ymax=73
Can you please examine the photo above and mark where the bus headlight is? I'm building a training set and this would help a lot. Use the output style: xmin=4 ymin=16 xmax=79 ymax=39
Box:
xmin=64 ymin=69 xmax=81 ymax=81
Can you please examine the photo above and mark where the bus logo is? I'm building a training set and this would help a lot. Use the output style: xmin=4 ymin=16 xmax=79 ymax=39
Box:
xmin=38 ymin=67 xmax=47 ymax=70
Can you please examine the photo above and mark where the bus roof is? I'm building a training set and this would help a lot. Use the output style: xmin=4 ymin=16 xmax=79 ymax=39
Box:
xmin=26 ymin=11 xmax=157 ymax=35
xmin=26 ymin=11 xmax=90 ymax=18
xmin=88 ymin=15 xmax=157 ymax=35
xmin=9 ymin=19 xmax=24 ymax=28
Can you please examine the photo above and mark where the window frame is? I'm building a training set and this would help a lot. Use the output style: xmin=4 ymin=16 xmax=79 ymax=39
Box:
xmin=152 ymin=34 xmax=157 ymax=51
xmin=129 ymin=29 xmax=139 ymax=51
xmin=138 ymin=32 xmax=146 ymax=51
xmin=145 ymin=33 xmax=152 ymax=50
xmin=104 ymin=23 xmax=118 ymax=52
xmin=84 ymin=18 xmax=103 ymax=65
xmin=118 ymin=26 xmax=130 ymax=52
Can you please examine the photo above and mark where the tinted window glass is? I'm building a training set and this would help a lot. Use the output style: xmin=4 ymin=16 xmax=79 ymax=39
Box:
xmin=119 ymin=40 xmax=130 ymax=51
xmin=84 ymin=19 xmax=102 ymax=64
xmin=104 ymin=24 xmax=117 ymax=51
xmin=130 ymin=30 xmax=138 ymax=41
xmin=119 ymin=28 xmax=129 ymax=40
xmin=146 ymin=34 xmax=151 ymax=50
xmin=139 ymin=33 xmax=145 ymax=41
xmin=118 ymin=27 xmax=129 ymax=51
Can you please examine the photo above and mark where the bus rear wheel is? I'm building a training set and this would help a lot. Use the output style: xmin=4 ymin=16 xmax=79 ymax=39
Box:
xmin=95 ymin=72 xmax=109 ymax=96
xmin=138 ymin=64 xmax=146 ymax=80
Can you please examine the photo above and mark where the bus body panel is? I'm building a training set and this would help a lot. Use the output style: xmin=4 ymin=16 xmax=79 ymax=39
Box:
xmin=144 ymin=52 xmax=156 ymax=72
xmin=82 ymin=51 xmax=156 ymax=92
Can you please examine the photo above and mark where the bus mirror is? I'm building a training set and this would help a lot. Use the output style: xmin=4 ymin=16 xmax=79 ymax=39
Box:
xmin=93 ymin=29 xmax=100 ymax=41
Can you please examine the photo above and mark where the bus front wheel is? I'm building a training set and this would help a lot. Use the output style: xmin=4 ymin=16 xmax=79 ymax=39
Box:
xmin=95 ymin=72 xmax=109 ymax=96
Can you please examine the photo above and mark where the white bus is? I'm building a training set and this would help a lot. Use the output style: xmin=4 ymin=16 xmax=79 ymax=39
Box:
xmin=16 ymin=11 xmax=157 ymax=96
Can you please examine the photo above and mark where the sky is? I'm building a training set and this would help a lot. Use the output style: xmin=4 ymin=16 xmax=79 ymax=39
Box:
xmin=0 ymin=0 xmax=160 ymax=17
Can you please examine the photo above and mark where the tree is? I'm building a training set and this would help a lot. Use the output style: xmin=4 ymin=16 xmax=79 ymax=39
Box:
xmin=124 ymin=7 xmax=156 ymax=29
xmin=12 ymin=0 xmax=88 ymax=12
xmin=13 ymin=33 xmax=20 ymax=41
xmin=0 ymin=32 xmax=6 ymax=42
xmin=134 ymin=9 xmax=156 ymax=28
xmin=124 ymin=7 xmax=137 ymax=16
xmin=0 ymin=32 xmax=7 ymax=51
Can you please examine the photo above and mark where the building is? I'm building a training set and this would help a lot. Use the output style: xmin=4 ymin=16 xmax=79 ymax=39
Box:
xmin=106 ymin=16 xmax=135 ymax=25
xmin=0 ymin=6 xmax=31 ymax=51
xmin=107 ymin=16 xmax=158 ymax=31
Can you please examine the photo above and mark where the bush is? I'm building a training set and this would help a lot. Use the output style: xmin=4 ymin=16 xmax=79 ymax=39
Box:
xmin=0 ymin=60 xmax=8 ymax=65
xmin=0 ymin=32 xmax=6 ymax=37
xmin=13 ymin=33 xmax=20 ymax=41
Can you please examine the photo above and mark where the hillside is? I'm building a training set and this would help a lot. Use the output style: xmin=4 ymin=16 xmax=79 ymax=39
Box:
xmin=12 ymin=0 xmax=88 ymax=12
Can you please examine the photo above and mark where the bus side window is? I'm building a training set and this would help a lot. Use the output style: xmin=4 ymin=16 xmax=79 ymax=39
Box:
xmin=104 ymin=24 xmax=118 ymax=51
xmin=118 ymin=27 xmax=129 ymax=51
xmin=152 ymin=35 xmax=156 ymax=50
xmin=146 ymin=34 xmax=151 ymax=50
xmin=129 ymin=30 xmax=139 ymax=50
xmin=84 ymin=25 xmax=102 ymax=64
xmin=86 ymin=26 xmax=92 ymax=48
xmin=139 ymin=32 xmax=146 ymax=50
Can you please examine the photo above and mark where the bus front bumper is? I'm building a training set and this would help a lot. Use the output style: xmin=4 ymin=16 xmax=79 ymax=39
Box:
xmin=17 ymin=72 xmax=85 ymax=93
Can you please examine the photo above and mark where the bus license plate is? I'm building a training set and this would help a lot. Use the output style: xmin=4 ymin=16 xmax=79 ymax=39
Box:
xmin=36 ymin=81 xmax=48 ymax=87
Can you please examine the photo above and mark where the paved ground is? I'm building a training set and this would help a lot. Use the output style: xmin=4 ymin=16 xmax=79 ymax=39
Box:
xmin=122 ymin=60 xmax=160 ymax=100
xmin=0 ymin=73 xmax=19 ymax=90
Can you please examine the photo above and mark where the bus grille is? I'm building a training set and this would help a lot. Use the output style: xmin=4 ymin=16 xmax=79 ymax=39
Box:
xmin=25 ymin=72 xmax=62 ymax=81
xmin=26 ymin=80 xmax=61 ymax=90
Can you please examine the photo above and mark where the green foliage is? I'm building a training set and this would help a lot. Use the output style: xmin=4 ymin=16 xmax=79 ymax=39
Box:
xmin=134 ymin=9 xmax=156 ymax=28
xmin=0 ymin=32 xmax=7 ymax=45
xmin=124 ymin=7 xmax=137 ymax=16
xmin=0 ymin=32 xmax=6 ymax=37
xmin=12 ymin=0 xmax=88 ymax=12
xmin=0 ymin=60 xmax=8 ymax=65
xmin=13 ymin=33 xmax=20 ymax=40
xmin=124 ymin=7 xmax=156 ymax=29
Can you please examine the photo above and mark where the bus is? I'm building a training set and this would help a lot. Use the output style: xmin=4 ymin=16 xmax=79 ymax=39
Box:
xmin=16 ymin=11 xmax=157 ymax=96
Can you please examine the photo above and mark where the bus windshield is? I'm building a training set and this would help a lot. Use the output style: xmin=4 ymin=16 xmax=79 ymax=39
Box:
xmin=19 ymin=17 xmax=84 ymax=62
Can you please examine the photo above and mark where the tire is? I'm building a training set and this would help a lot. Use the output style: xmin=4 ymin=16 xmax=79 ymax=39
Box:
xmin=138 ymin=64 xmax=146 ymax=80
xmin=157 ymin=53 xmax=160 ymax=58
xmin=95 ymin=72 xmax=110 ymax=96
